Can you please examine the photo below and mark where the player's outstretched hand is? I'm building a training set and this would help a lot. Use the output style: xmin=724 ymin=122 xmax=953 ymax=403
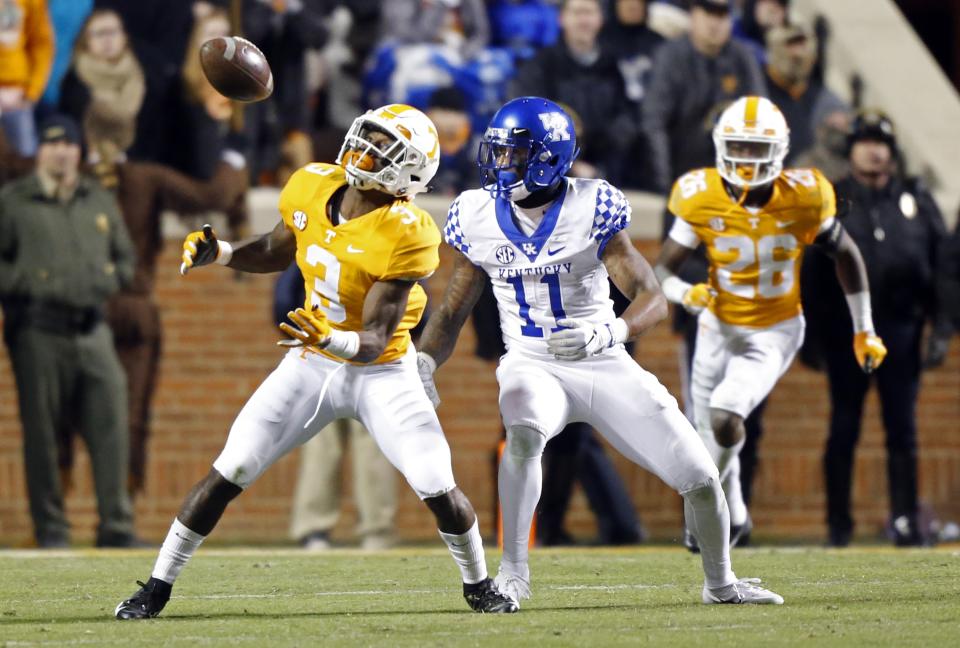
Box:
xmin=548 ymin=318 xmax=613 ymax=361
xmin=681 ymin=283 xmax=714 ymax=314
xmin=416 ymin=352 xmax=441 ymax=409
xmin=854 ymin=331 xmax=887 ymax=373
xmin=279 ymin=307 xmax=332 ymax=349
xmin=180 ymin=224 xmax=220 ymax=275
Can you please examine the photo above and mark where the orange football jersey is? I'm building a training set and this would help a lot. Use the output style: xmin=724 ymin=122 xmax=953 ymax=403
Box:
xmin=278 ymin=163 xmax=440 ymax=363
xmin=668 ymin=167 xmax=836 ymax=327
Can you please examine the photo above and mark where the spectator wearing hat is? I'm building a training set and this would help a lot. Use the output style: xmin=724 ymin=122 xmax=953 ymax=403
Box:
xmin=0 ymin=115 xmax=138 ymax=547
xmin=0 ymin=0 xmax=54 ymax=156
xmin=763 ymin=23 xmax=845 ymax=164
xmin=801 ymin=110 xmax=951 ymax=547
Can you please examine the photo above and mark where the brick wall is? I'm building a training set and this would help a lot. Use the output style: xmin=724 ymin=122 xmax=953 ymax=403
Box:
xmin=1 ymin=239 xmax=958 ymax=545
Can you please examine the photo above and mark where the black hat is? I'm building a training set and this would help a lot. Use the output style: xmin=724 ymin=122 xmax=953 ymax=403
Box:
xmin=846 ymin=109 xmax=897 ymax=154
xmin=692 ymin=0 xmax=732 ymax=14
xmin=38 ymin=114 xmax=82 ymax=146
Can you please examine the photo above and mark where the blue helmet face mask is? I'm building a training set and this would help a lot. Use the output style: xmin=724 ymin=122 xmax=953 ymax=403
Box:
xmin=477 ymin=97 xmax=580 ymax=200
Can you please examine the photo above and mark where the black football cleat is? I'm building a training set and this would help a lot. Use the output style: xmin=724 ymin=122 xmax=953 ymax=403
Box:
xmin=463 ymin=577 xmax=519 ymax=613
xmin=115 ymin=578 xmax=172 ymax=619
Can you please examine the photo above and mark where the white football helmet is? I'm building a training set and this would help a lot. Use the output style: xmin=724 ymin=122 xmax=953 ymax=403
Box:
xmin=713 ymin=96 xmax=790 ymax=188
xmin=337 ymin=104 xmax=440 ymax=197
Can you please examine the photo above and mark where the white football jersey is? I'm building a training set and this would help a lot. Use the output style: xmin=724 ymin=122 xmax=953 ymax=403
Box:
xmin=444 ymin=178 xmax=631 ymax=358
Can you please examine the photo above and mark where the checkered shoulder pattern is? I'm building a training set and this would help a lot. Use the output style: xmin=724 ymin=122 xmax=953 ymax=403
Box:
xmin=443 ymin=195 xmax=470 ymax=254
xmin=591 ymin=181 xmax=631 ymax=247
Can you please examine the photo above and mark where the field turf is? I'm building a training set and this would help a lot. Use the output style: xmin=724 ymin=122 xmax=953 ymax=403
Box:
xmin=1 ymin=546 xmax=958 ymax=646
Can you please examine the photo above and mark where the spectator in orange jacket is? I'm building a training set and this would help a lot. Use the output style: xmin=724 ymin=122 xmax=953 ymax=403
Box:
xmin=0 ymin=0 xmax=54 ymax=155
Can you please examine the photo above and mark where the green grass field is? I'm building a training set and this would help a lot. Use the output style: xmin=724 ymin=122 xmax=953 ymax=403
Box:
xmin=1 ymin=546 xmax=958 ymax=647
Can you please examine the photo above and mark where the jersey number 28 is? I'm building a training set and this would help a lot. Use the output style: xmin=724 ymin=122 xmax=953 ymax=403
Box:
xmin=714 ymin=234 xmax=798 ymax=299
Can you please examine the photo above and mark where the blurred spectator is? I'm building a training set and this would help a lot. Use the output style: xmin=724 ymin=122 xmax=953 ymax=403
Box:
xmin=794 ymin=108 xmax=851 ymax=182
xmin=646 ymin=0 xmax=690 ymax=39
xmin=93 ymin=140 xmax=248 ymax=495
xmin=602 ymin=0 xmax=664 ymax=190
xmin=644 ymin=0 xmax=765 ymax=194
xmin=239 ymin=0 xmax=332 ymax=184
xmin=0 ymin=0 xmax=53 ymax=155
xmin=940 ymin=221 xmax=960 ymax=334
xmin=510 ymin=0 xmax=634 ymax=181
xmin=175 ymin=7 xmax=234 ymax=179
xmin=59 ymin=10 xmax=146 ymax=157
xmin=0 ymin=124 xmax=32 ymax=183
xmin=37 ymin=0 xmax=93 ymax=115
xmin=801 ymin=110 xmax=950 ymax=547
xmin=487 ymin=0 xmax=560 ymax=60
xmin=273 ymin=263 xmax=398 ymax=551
xmin=732 ymin=0 xmax=788 ymax=68
xmin=380 ymin=0 xmax=490 ymax=61
xmin=763 ymin=24 xmax=844 ymax=164
xmin=0 ymin=115 xmax=137 ymax=547
xmin=425 ymin=86 xmax=476 ymax=195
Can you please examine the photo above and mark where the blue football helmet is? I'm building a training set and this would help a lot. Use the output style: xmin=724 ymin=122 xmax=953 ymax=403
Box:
xmin=477 ymin=97 xmax=579 ymax=199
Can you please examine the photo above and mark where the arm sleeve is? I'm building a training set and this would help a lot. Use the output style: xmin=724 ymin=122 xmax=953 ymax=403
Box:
xmin=668 ymin=217 xmax=701 ymax=249
xmin=155 ymin=162 xmax=249 ymax=215
xmin=108 ymin=199 xmax=136 ymax=288
xmin=382 ymin=218 xmax=441 ymax=281
xmin=25 ymin=0 xmax=55 ymax=102
xmin=642 ymin=43 xmax=679 ymax=193
xmin=0 ymin=197 xmax=18 ymax=294
xmin=591 ymin=182 xmax=631 ymax=257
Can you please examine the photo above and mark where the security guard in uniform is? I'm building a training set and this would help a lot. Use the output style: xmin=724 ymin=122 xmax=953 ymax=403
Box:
xmin=801 ymin=110 xmax=950 ymax=547
xmin=0 ymin=115 xmax=138 ymax=547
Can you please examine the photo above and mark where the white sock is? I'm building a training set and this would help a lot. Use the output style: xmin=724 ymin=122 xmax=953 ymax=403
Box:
xmin=683 ymin=480 xmax=736 ymax=589
xmin=722 ymin=455 xmax=748 ymax=526
xmin=151 ymin=518 xmax=206 ymax=584
xmin=498 ymin=426 xmax=545 ymax=568
xmin=439 ymin=518 xmax=487 ymax=585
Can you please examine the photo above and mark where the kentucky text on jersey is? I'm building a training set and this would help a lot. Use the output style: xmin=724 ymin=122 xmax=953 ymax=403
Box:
xmin=498 ymin=263 xmax=573 ymax=279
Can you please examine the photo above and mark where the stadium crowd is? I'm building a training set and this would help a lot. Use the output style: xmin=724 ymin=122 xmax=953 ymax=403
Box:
xmin=0 ymin=0 xmax=957 ymax=549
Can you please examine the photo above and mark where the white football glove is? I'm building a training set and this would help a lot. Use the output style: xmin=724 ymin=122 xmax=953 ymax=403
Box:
xmin=416 ymin=352 xmax=441 ymax=409
xmin=547 ymin=318 xmax=616 ymax=361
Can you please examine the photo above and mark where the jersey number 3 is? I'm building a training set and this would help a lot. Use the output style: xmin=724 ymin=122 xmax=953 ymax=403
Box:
xmin=305 ymin=244 xmax=347 ymax=322
xmin=714 ymin=234 xmax=798 ymax=299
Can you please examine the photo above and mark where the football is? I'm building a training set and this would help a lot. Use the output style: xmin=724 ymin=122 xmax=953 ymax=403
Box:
xmin=199 ymin=36 xmax=274 ymax=103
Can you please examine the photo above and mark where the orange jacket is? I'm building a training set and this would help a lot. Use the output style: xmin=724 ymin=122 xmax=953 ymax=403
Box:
xmin=0 ymin=0 xmax=54 ymax=101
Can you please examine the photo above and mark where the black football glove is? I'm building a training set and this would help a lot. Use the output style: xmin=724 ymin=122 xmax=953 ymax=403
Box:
xmin=180 ymin=224 xmax=220 ymax=275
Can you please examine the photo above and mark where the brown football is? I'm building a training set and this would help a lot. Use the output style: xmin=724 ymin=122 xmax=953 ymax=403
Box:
xmin=199 ymin=36 xmax=274 ymax=102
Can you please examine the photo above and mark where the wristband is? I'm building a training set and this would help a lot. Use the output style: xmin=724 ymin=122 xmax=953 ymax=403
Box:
xmin=660 ymin=274 xmax=693 ymax=304
xmin=610 ymin=318 xmax=629 ymax=346
xmin=845 ymin=291 xmax=875 ymax=333
xmin=324 ymin=329 xmax=360 ymax=360
xmin=418 ymin=352 xmax=438 ymax=373
xmin=215 ymin=240 xmax=234 ymax=266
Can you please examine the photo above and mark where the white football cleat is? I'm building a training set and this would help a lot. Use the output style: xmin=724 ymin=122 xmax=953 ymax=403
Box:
xmin=494 ymin=565 xmax=532 ymax=608
xmin=702 ymin=578 xmax=784 ymax=605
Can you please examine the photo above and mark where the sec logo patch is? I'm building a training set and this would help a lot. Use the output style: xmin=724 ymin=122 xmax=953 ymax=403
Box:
xmin=293 ymin=210 xmax=308 ymax=230
xmin=495 ymin=245 xmax=516 ymax=264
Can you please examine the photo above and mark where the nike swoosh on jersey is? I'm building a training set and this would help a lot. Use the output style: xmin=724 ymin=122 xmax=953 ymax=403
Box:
xmin=546 ymin=246 xmax=566 ymax=256
xmin=347 ymin=245 xmax=364 ymax=253
xmin=775 ymin=221 xmax=795 ymax=228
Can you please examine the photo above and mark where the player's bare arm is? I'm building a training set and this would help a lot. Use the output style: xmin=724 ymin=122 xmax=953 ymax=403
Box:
xmin=180 ymin=220 xmax=296 ymax=275
xmin=813 ymin=219 xmax=887 ymax=372
xmin=602 ymin=231 xmax=668 ymax=338
xmin=418 ymin=248 xmax=487 ymax=366
xmin=654 ymin=237 xmax=714 ymax=315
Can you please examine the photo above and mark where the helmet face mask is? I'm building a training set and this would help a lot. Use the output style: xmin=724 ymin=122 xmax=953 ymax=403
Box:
xmin=337 ymin=105 xmax=440 ymax=197
xmin=478 ymin=97 xmax=579 ymax=200
xmin=713 ymin=96 xmax=790 ymax=189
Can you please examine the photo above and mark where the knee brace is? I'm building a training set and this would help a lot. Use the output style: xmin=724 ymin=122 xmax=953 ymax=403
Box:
xmin=505 ymin=425 xmax=547 ymax=460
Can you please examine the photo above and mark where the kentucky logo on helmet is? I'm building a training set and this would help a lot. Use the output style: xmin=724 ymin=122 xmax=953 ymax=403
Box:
xmin=538 ymin=112 xmax=571 ymax=141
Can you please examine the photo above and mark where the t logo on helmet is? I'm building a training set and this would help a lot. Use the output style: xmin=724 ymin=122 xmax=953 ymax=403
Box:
xmin=538 ymin=112 xmax=571 ymax=142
